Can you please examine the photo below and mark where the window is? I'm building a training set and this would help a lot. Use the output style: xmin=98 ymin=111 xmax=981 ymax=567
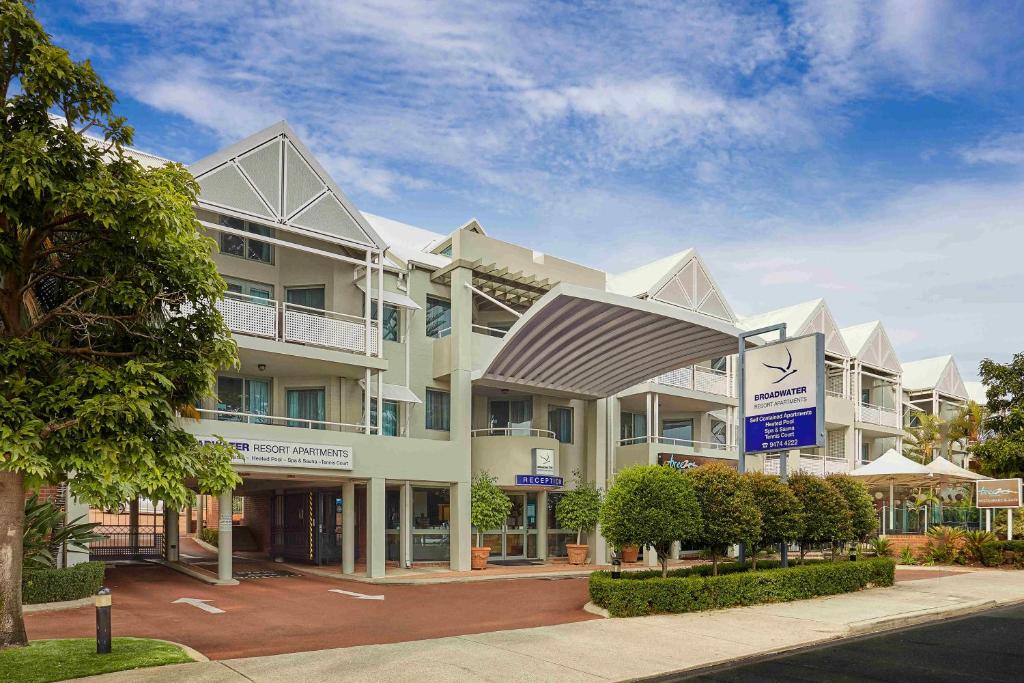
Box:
xmin=369 ymin=300 xmax=400 ymax=341
xmin=709 ymin=357 xmax=727 ymax=372
xmin=216 ymin=376 xmax=270 ymax=422
xmin=710 ymin=417 xmax=727 ymax=446
xmin=412 ymin=487 xmax=450 ymax=561
xmin=225 ymin=278 xmax=274 ymax=303
xmin=548 ymin=406 xmax=573 ymax=443
xmin=425 ymin=389 xmax=450 ymax=431
xmin=439 ymin=244 xmax=453 ymax=257
xmin=426 ymin=296 xmax=451 ymax=338
xmin=287 ymin=388 xmax=325 ymax=429
xmin=620 ymin=412 xmax=647 ymax=441
xmin=286 ymin=286 xmax=326 ymax=312
xmin=663 ymin=419 xmax=693 ymax=445
xmin=370 ymin=399 xmax=399 ymax=436
xmin=489 ymin=398 xmax=532 ymax=434
xmin=218 ymin=214 xmax=274 ymax=264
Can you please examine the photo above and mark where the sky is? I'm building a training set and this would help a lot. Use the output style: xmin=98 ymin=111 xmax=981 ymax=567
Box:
xmin=39 ymin=0 xmax=1024 ymax=381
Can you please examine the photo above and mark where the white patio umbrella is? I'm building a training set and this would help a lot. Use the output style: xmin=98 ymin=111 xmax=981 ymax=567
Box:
xmin=849 ymin=449 xmax=937 ymax=532
xmin=925 ymin=456 xmax=989 ymax=483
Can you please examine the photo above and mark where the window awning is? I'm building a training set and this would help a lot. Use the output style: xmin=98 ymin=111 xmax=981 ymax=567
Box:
xmin=480 ymin=283 xmax=750 ymax=399
xmin=358 ymin=380 xmax=422 ymax=404
xmin=354 ymin=282 xmax=421 ymax=309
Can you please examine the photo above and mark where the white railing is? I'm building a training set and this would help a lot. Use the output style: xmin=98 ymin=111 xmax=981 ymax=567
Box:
xmin=826 ymin=389 xmax=848 ymax=399
xmin=617 ymin=436 xmax=737 ymax=454
xmin=427 ymin=326 xmax=452 ymax=339
xmin=471 ymin=324 xmax=508 ymax=338
xmin=763 ymin=453 xmax=850 ymax=477
xmin=195 ymin=408 xmax=376 ymax=434
xmin=857 ymin=402 xmax=900 ymax=428
xmin=471 ymin=427 xmax=556 ymax=438
xmin=210 ymin=293 xmax=380 ymax=355
xmin=655 ymin=365 xmax=733 ymax=397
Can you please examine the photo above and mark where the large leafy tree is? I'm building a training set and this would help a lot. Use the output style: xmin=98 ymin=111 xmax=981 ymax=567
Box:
xmin=972 ymin=354 xmax=1024 ymax=478
xmin=1 ymin=1 xmax=238 ymax=647
xmin=685 ymin=463 xmax=761 ymax=575
xmin=743 ymin=472 xmax=803 ymax=570
xmin=825 ymin=474 xmax=876 ymax=546
xmin=788 ymin=474 xmax=851 ymax=560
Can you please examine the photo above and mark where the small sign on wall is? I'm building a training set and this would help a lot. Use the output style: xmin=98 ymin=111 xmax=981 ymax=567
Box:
xmin=532 ymin=448 xmax=555 ymax=476
xmin=515 ymin=475 xmax=563 ymax=487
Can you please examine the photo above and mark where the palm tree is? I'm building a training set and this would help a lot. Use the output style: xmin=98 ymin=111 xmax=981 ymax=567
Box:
xmin=949 ymin=400 xmax=988 ymax=452
xmin=903 ymin=412 xmax=947 ymax=463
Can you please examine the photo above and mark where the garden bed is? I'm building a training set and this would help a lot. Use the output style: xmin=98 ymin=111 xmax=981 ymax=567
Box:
xmin=22 ymin=561 xmax=105 ymax=605
xmin=0 ymin=637 xmax=194 ymax=683
xmin=589 ymin=557 xmax=895 ymax=617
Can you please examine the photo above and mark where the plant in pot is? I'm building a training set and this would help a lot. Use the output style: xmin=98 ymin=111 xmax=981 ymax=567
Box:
xmin=470 ymin=472 xmax=512 ymax=570
xmin=555 ymin=470 xmax=603 ymax=566
xmin=619 ymin=544 xmax=639 ymax=563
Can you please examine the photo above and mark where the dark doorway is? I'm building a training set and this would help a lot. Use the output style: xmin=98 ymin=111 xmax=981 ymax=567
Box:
xmin=315 ymin=492 xmax=342 ymax=565
xmin=271 ymin=492 xmax=313 ymax=562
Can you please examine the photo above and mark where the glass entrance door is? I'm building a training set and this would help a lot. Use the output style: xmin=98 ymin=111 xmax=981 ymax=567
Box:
xmin=315 ymin=492 xmax=342 ymax=566
xmin=482 ymin=493 xmax=527 ymax=559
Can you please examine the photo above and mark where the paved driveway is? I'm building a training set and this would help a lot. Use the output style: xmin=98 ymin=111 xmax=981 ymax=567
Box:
xmin=26 ymin=563 xmax=596 ymax=660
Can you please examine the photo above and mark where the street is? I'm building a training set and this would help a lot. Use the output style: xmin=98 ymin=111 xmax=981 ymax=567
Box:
xmin=681 ymin=603 xmax=1024 ymax=682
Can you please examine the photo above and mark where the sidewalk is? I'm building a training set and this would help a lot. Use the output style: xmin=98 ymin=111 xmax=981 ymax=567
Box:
xmin=76 ymin=568 xmax=1024 ymax=682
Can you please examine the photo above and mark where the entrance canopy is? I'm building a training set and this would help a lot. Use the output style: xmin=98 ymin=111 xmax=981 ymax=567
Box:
xmin=481 ymin=283 xmax=749 ymax=398
xmin=848 ymin=449 xmax=937 ymax=487
xmin=926 ymin=456 xmax=988 ymax=483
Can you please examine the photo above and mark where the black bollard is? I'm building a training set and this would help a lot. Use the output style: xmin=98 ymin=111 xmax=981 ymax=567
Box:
xmin=611 ymin=557 xmax=622 ymax=579
xmin=95 ymin=587 xmax=112 ymax=654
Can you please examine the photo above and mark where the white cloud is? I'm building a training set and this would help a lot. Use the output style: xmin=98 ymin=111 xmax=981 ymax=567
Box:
xmin=960 ymin=132 xmax=1024 ymax=165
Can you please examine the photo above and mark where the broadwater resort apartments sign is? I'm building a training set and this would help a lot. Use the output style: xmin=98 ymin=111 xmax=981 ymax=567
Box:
xmin=198 ymin=437 xmax=353 ymax=471
xmin=742 ymin=333 xmax=825 ymax=454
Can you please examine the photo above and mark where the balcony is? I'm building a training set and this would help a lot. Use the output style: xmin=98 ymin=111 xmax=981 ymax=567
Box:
xmin=763 ymin=453 xmax=850 ymax=477
xmin=210 ymin=293 xmax=380 ymax=356
xmin=195 ymin=408 xmax=376 ymax=434
xmin=471 ymin=428 xmax=561 ymax=487
xmin=857 ymin=402 xmax=901 ymax=429
xmin=655 ymin=365 xmax=733 ymax=397
xmin=619 ymin=436 xmax=737 ymax=454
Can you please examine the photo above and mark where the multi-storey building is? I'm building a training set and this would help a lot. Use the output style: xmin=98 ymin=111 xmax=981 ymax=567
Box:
xmin=901 ymin=356 xmax=971 ymax=466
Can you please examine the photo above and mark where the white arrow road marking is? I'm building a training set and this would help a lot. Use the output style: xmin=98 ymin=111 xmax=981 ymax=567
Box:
xmin=328 ymin=588 xmax=384 ymax=601
xmin=173 ymin=598 xmax=225 ymax=614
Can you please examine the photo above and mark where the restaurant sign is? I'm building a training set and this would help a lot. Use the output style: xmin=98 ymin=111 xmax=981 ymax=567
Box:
xmin=657 ymin=453 xmax=737 ymax=472
xmin=976 ymin=478 xmax=1022 ymax=508
xmin=198 ymin=437 xmax=353 ymax=471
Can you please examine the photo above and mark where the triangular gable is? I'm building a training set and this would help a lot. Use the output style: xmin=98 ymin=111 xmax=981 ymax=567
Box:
xmin=651 ymin=251 xmax=736 ymax=322
xmin=454 ymin=218 xmax=487 ymax=236
xmin=853 ymin=322 xmax=901 ymax=374
xmin=936 ymin=358 xmax=968 ymax=399
xmin=189 ymin=121 xmax=384 ymax=250
xmin=796 ymin=300 xmax=850 ymax=358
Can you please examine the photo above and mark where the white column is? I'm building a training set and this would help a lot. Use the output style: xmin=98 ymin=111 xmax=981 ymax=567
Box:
xmin=367 ymin=477 xmax=386 ymax=578
xmin=645 ymin=392 xmax=652 ymax=444
xmin=376 ymin=369 xmax=384 ymax=436
xmin=449 ymin=480 xmax=472 ymax=570
xmin=986 ymin=509 xmax=992 ymax=532
xmin=342 ymin=481 xmax=355 ymax=574
xmin=218 ymin=488 xmax=233 ymax=583
xmin=165 ymin=508 xmax=180 ymax=562
xmin=1009 ymin=509 xmax=1015 ymax=541
xmin=195 ymin=494 xmax=204 ymax=535
xmin=377 ymin=251 xmax=385 ymax=356
xmin=889 ymin=480 xmax=895 ymax=532
xmin=537 ymin=490 xmax=548 ymax=562
xmin=592 ymin=398 xmax=610 ymax=564
xmin=653 ymin=394 xmax=660 ymax=444
xmin=363 ymin=367 xmax=371 ymax=435
xmin=64 ymin=489 xmax=91 ymax=567
xmin=399 ymin=481 xmax=412 ymax=568
xmin=364 ymin=249 xmax=372 ymax=356
xmin=646 ymin=545 xmax=658 ymax=567
xmin=670 ymin=540 xmax=681 ymax=561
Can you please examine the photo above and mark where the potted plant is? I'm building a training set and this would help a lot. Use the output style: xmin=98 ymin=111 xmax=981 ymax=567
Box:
xmin=556 ymin=470 xmax=603 ymax=566
xmin=470 ymin=472 xmax=511 ymax=570
xmin=619 ymin=544 xmax=639 ymax=563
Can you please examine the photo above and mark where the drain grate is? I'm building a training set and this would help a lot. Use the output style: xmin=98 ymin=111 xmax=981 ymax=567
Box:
xmin=234 ymin=569 xmax=300 ymax=580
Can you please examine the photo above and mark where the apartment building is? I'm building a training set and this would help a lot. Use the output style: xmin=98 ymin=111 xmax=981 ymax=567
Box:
xmin=902 ymin=356 xmax=971 ymax=466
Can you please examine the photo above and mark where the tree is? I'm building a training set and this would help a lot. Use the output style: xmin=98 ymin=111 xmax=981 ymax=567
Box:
xmin=1 ymin=1 xmax=239 ymax=647
xmin=685 ymin=463 xmax=761 ymax=575
xmin=555 ymin=469 xmax=602 ymax=546
xmin=949 ymin=400 xmax=988 ymax=453
xmin=826 ymin=474 xmax=876 ymax=547
xmin=470 ymin=473 xmax=511 ymax=548
xmin=743 ymin=472 xmax=803 ymax=570
xmin=972 ymin=354 xmax=1024 ymax=479
xmin=788 ymin=474 xmax=851 ymax=560
xmin=903 ymin=412 xmax=947 ymax=463
xmin=599 ymin=465 xmax=702 ymax=577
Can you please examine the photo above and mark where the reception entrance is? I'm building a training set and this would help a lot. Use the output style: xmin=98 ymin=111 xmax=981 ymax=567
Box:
xmin=483 ymin=493 xmax=539 ymax=560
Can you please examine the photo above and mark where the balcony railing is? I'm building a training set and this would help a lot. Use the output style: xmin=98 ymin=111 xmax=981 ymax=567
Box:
xmin=857 ymin=402 xmax=901 ymax=428
xmin=207 ymin=293 xmax=380 ymax=355
xmin=471 ymin=427 xmax=556 ymax=438
xmin=472 ymin=324 xmax=509 ymax=338
xmin=655 ymin=365 xmax=733 ymax=397
xmin=618 ymin=436 xmax=738 ymax=453
xmin=195 ymin=408 xmax=377 ymax=434
xmin=763 ymin=453 xmax=850 ymax=477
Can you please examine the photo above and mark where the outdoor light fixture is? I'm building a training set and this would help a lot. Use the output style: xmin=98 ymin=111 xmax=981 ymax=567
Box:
xmin=258 ymin=363 xmax=266 ymax=372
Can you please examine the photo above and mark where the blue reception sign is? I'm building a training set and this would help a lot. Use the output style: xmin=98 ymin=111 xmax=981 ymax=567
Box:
xmin=742 ymin=333 xmax=825 ymax=454
xmin=515 ymin=475 xmax=563 ymax=487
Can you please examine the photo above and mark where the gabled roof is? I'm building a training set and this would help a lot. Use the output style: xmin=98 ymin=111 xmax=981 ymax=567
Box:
xmin=607 ymin=249 xmax=735 ymax=322
xmin=902 ymin=355 xmax=968 ymax=399
xmin=964 ymin=381 xmax=987 ymax=404
xmin=362 ymin=212 xmax=451 ymax=269
xmin=739 ymin=299 xmax=850 ymax=358
xmin=840 ymin=321 xmax=901 ymax=374
xmin=189 ymin=121 xmax=385 ymax=250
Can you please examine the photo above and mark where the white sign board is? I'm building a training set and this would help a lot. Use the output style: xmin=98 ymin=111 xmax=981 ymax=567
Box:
xmin=198 ymin=437 xmax=353 ymax=471
xmin=742 ymin=333 xmax=825 ymax=454
xmin=533 ymin=448 xmax=556 ymax=476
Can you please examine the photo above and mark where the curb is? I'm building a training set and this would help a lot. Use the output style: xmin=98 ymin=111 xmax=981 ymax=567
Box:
xmin=23 ymin=597 xmax=93 ymax=614
xmin=845 ymin=598 xmax=1001 ymax=636
xmin=582 ymin=601 xmax=610 ymax=618
xmin=162 ymin=560 xmax=239 ymax=586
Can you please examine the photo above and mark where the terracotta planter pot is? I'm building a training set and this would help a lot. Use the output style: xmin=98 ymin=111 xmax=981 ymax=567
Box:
xmin=471 ymin=546 xmax=491 ymax=570
xmin=620 ymin=545 xmax=639 ymax=563
xmin=566 ymin=543 xmax=589 ymax=565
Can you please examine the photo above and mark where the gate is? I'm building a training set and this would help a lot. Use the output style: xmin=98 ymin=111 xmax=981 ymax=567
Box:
xmin=89 ymin=498 xmax=165 ymax=561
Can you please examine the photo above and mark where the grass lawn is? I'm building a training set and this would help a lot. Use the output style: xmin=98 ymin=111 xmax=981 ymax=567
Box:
xmin=0 ymin=637 xmax=194 ymax=683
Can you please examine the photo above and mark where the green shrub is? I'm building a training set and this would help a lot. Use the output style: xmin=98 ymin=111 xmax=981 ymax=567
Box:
xmin=789 ymin=473 xmax=851 ymax=559
xmin=686 ymin=464 xmax=761 ymax=575
xmin=869 ymin=536 xmax=892 ymax=557
xmin=199 ymin=527 xmax=218 ymax=546
xmin=22 ymin=561 xmax=105 ymax=605
xmin=992 ymin=540 xmax=1024 ymax=568
xmin=590 ymin=557 xmax=895 ymax=617
xmin=555 ymin=470 xmax=603 ymax=545
xmin=964 ymin=530 xmax=1001 ymax=566
xmin=924 ymin=526 xmax=965 ymax=564
xmin=898 ymin=546 xmax=916 ymax=565
xmin=743 ymin=472 xmax=803 ymax=570
xmin=826 ymin=475 xmax=877 ymax=544
xmin=471 ymin=472 xmax=511 ymax=547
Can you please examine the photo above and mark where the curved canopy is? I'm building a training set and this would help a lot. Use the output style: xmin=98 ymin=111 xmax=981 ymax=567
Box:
xmin=848 ymin=449 xmax=937 ymax=487
xmin=926 ymin=456 xmax=988 ymax=482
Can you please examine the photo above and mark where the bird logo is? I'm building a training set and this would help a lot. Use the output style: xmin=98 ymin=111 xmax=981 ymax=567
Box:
xmin=763 ymin=348 xmax=797 ymax=384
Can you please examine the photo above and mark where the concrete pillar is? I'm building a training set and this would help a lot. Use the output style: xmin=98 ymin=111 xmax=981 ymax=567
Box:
xmin=450 ymin=266 xmax=474 ymax=446
xmin=165 ymin=508 xmax=180 ymax=562
xmin=399 ymin=481 xmax=412 ymax=568
xmin=129 ymin=498 xmax=140 ymax=556
xmin=537 ymin=490 xmax=549 ymax=562
xmin=195 ymin=494 xmax=204 ymax=534
xmin=449 ymin=480 xmax=472 ymax=571
xmin=592 ymin=398 xmax=610 ymax=565
xmin=367 ymin=477 xmax=386 ymax=578
xmin=65 ymin=489 xmax=91 ymax=567
xmin=670 ymin=540 xmax=681 ymax=561
xmin=217 ymin=488 xmax=233 ymax=582
xmin=646 ymin=545 xmax=658 ymax=567
xmin=342 ymin=480 xmax=355 ymax=574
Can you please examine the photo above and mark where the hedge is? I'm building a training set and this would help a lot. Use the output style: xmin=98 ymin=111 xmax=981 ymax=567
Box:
xmin=199 ymin=527 xmax=218 ymax=546
xmin=590 ymin=557 xmax=895 ymax=617
xmin=993 ymin=540 xmax=1024 ymax=553
xmin=22 ymin=561 xmax=105 ymax=605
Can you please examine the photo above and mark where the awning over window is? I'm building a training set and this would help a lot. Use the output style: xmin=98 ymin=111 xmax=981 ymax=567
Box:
xmin=481 ymin=284 xmax=749 ymax=399
xmin=354 ymin=282 xmax=420 ymax=309
xmin=358 ymin=380 xmax=422 ymax=404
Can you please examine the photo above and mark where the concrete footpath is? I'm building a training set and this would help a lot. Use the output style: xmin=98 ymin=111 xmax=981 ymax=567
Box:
xmin=77 ymin=568 xmax=1024 ymax=682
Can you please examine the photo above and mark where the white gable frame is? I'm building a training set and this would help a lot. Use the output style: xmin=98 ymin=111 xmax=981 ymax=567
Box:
xmin=936 ymin=358 xmax=968 ymax=400
xmin=851 ymin=322 xmax=901 ymax=375
xmin=649 ymin=250 xmax=737 ymax=322
xmin=796 ymin=300 xmax=851 ymax=359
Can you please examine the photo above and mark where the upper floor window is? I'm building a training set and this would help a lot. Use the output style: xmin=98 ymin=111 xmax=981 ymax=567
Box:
xmin=425 ymin=389 xmax=450 ymax=431
xmin=225 ymin=278 xmax=274 ymax=303
xmin=548 ymin=406 xmax=573 ymax=443
xmin=371 ymin=399 xmax=400 ymax=436
xmin=216 ymin=375 xmax=270 ymax=423
xmin=710 ymin=417 xmax=727 ymax=446
xmin=489 ymin=398 xmax=532 ymax=434
xmin=369 ymin=300 xmax=400 ymax=341
xmin=426 ymin=296 xmax=451 ymax=338
xmin=709 ymin=357 xmax=727 ymax=372
xmin=663 ymin=419 xmax=693 ymax=444
xmin=620 ymin=411 xmax=647 ymax=441
xmin=219 ymin=214 xmax=274 ymax=264
xmin=439 ymin=244 xmax=453 ymax=257
xmin=287 ymin=387 xmax=325 ymax=429
xmin=286 ymin=286 xmax=326 ymax=312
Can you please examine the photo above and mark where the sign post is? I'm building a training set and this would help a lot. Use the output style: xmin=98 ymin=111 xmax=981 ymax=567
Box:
xmin=976 ymin=479 xmax=1023 ymax=541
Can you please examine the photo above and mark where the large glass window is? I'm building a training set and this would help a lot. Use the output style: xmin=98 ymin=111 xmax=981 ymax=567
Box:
xmin=218 ymin=214 xmax=274 ymax=264
xmin=216 ymin=376 xmax=270 ymax=422
xmin=620 ymin=411 xmax=647 ymax=441
xmin=489 ymin=398 xmax=532 ymax=434
xmin=709 ymin=356 xmax=727 ymax=371
xmin=287 ymin=387 xmax=325 ymax=429
xmin=385 ymin=489 xmax=400 ymax=562
xmin=546 ymin=493 xmax=576 ymax=558
xmin=425 ymin=296 xmax=451 ymax=338
xmin=548 ymin=406 xmax=573 ymax=443
xmin=371 ymin=399 xmax=400 ymax=437
xmin=225 ymin=278 xmax=274 ymax=303
xmin=710 ymin=417 xmax=727 ymax=446
xmin=425 ymin=389 xmax=450 ymax=431
xmin=286 ymin=286 xmax=326 ymax=312
xmin=663 ymin=419 xmax=693 ymax=444
xmin=369 ymin=300 xmax=400 ymax=342
xmin=412 ymin=487 xmax=450 ymax=562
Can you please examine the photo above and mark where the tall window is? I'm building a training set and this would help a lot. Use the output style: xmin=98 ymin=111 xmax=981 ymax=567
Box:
xmin=369 ymin=300 xmax=400 ymax=341
xmin=663 ymin=419 xmax=693 ymax=445
xmin=287 ymin=388 xmax=325 ymax=429
xmin=426 ymin=296 xmax=451 ymax=338
xmin=620 ymin=412 xmax=647 ymax=441
xmin=286 ymin=286 xmax=326 ymax=312
xmin=217 ymin=376 xmax=271 ymax=422
xmin=710 ymin=417 xmax=727 ymax=446
xmin=489 ymin=398 xmax=532 ymax=434
xmin=371 ymin=399 xmax=399 ymax=436
xmin=225 ymin=278 xmax=274 ymax=303
xmin=548 ymin=406 xmax=573 ymax=443
xmin=425 ymin=389 xmax=450 ymax=431
xmin=218 ymin=214 xmax=274 ymax=264
xmin=709 ymin=356 xmax=727 ymax=371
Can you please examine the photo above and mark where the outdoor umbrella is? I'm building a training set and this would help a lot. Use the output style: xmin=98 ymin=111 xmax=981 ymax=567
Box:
xmin=849 ymin=449 xmax=937 ymax=532
xmin=925 ymin=456 xmax=988 ymax=483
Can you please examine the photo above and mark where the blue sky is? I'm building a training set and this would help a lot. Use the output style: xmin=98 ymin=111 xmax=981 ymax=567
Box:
xmin=39 ymin=0 xmax=1024 ymax=381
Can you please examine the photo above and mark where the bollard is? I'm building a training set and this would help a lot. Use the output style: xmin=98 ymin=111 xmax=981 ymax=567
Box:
xmin=95 ymin=587 xmax=112 ymax=654
xmin=611 ymin=557 xmax=622 ymax=579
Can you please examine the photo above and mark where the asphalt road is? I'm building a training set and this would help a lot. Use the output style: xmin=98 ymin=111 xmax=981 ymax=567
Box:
xmin=677 ymin=603 xmax=1024 ymax=682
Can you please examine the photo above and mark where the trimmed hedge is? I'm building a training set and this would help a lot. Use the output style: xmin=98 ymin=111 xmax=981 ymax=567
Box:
xmin=993 ymin=540 xmax=1024 ymax=553
xmin=199 ymin=527 xmax=218 ymax=546
xmin=590 ymin=557 xmax=895 ymax=617
xmin=22 ymin=561 xmax=105 ymax=605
